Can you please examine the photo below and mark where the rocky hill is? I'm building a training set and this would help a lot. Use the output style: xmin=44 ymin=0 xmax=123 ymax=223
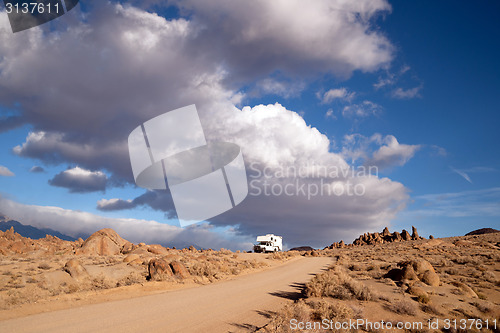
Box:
xmin=0 ymin=218 xmax=76 ymax=241
xmin=465 ymin=228 xmax=499 ymax=236
xmin=325 ymin=226 xmax=424 ymax=249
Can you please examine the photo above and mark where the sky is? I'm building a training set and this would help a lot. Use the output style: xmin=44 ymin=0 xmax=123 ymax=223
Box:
xmin=0 ymin=0 xmax=499 ymax=250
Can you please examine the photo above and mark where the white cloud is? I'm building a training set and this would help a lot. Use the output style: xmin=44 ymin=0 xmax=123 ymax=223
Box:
xmin=0 ymin=165 xmax=14 ymax=177
xmin=29 ymin=166 xmax=45 ymax=173
xmin=0 ymin=195 xmax=251 ymax=250
xmin=366 ymin=135 xmax=420 ymax=170
xmin=48 ymin=166 xmax=108 ymax=193
xmin=450 ymin=166 xmax=497 ymax=184
xmin=342 ymin=134 xmax=420 ymax=170
xmin=0 ymin=2 xmax=412 ymax=247
xmin=256 ymin=78 xmax=305 ymax=98
xmin=342 ymin=100 xmax=382 ymax=118
xmin=320 ymin=88 xmax=355 ymax=104
xmin=391 ymin=85 xmax=422 ymax=99
xmin=325 ymin=109 xmax=336 ymax=119
xmin=451 ymin=167 xmax=472 ymax=184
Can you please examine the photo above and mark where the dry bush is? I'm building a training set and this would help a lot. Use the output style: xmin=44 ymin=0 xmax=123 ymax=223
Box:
xmin=483 ymin=271 xmax=497 ymax=283
xmin=116 ymin=272 xmax=145 ymax=287
xmin=421 ymin=303 xmax=443 ymax=315
xmin=260 ymin=300 xmax=311 ymax=333
xmin=305 ymin=266 xmax=373 ymax=301
xmin=91 ymin=274 xmax=114 ymax=290
xmin=267 ymin=251 xmax=298 ymax=260
xmin=387 ymin=299 xmax=418 ymax=316
xmin=38 ymin=262 xmax=52 ymax=270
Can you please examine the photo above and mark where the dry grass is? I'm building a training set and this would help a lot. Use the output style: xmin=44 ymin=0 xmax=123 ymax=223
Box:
xmin=386 ymin=299 xmax=418 ymax=316
xmin=305 ymin=265 xmax=374 ymax=301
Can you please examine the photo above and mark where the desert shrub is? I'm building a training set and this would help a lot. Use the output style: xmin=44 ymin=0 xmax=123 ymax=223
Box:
xmin=421 ymin=303 xmax=442 ymax=315
xmin=38 ymin=263 xmax=51 ymax=270
xmin=116 ymin=272 xmax=145 ymax=287
xmin=261 ymin=300 xmax=311 ymax=333
xmin=309 ymin=300 xmax=356 ymax=321
xmin=445 ymin=268 xmax=459 ymax=275
xmin=483 ymin=271 xmax=497 ymax=283
xmin=91 ymin=274 xmax=114 ymax=290
xmin=417 ymin=294 xmax=430 ymax=304
xmin=472 ymin=301 xmax=494 ymax=314
xmin=305 ymin=266 xmax=373 ymax=301
xmin=387 ymin=299 xmax=417 ymax=316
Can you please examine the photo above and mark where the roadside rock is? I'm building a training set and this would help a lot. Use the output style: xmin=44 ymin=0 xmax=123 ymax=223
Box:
xmin=170 ymin=261 xmax=190 ymax=278
xmin=148 ymin=258 xmax=173 ymax=281
xmin=64 ymin=259 xmax=88 ymax=280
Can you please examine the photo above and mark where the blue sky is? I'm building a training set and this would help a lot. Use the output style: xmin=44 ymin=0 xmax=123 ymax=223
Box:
xmin=0 ymin=1 xmax=498 ymax=249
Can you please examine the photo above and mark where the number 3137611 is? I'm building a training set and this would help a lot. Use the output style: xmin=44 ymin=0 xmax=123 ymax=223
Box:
xmin=5 ymin=2 xmax=60 ymax=14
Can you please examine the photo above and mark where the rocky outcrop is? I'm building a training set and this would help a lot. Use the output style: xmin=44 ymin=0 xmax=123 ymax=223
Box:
xmin=64 ymin=259 xmax=89 ymax=280
xmin=385 ymin=259 xmax=440 ymax=287
xmin=76 ymin=229 xmax=133 ymax=256
xmin=147 ymin=258 xmax=190 ymax=281
xmin=0 ymin=226 xmax=76 ymax=255
xmin=325 ymin=226 xmax=425 ymax=249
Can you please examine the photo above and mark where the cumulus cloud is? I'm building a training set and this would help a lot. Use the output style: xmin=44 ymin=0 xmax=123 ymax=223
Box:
xmin=174 ymin=0 xmax=393 ymax=80
xmin=0 ymin=195 xmax=251 ymax=250
xmin=99 ymin=104 xmax=410 ymax=246
xmin=0 ymin=165 xmax=14 ymax=177
xmin=48 ymin=166 xmax=108 ymax=193
xmin=0 ymin=2 xmax=411 ymax=247
xmin=365 ymin=135 xmax=421 ymax=170
xmin=29 ymin=166 xmax=45 ymax=173
xmin=319 ymin=88 xmax=355 ymax=104
xmin=341 ymin=133 xmax=420 ymax=170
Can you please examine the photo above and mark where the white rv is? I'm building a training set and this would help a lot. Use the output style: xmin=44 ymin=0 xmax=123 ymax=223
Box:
xmin=253 ymin=234 xmax=283 ymax=253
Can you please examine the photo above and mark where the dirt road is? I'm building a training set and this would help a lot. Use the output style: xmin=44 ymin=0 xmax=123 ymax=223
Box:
xmin=0 ymin=256 xmax=332 ymax=332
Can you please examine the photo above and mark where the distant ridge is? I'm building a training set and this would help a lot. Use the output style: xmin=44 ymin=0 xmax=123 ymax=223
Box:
xmin=465 ymin=228 xmax=500 ymax=236
xmin=289 ymin=246 xmax=315 ymax=252
xmin=0 ymin=216 xmax=76 ymax=241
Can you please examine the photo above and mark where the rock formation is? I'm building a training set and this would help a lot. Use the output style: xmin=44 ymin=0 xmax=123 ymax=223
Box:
xmin=76 ymin=228 xmax=133 ymax=256
xmin=325 ymin=226 xmax=425 ymax=249
xmin=147 ymin=258 xmax=190 ymax=281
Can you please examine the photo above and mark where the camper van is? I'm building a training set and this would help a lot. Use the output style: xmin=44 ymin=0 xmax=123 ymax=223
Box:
xmin=253 ymin=234 xmax=283 ymax=253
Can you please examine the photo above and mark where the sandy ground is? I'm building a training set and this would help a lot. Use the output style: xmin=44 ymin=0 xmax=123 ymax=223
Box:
xmin=0 ymin=256 xmax=332 ymax=332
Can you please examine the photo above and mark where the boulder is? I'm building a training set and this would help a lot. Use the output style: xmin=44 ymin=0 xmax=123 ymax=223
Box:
xmin=76 ymin=228 xmax=133 ymax=256
xmin=382 ymin=227 xmax=390 ymax=237
xmin=429 ymin=235 xmax=434 ymax=239
xmin=170 ymin=261 xmax=190 ymax=278
xmin=451 ymin=282 xmax=477 ymax=298
xmin=147 ymin=244 xmax=169 ymax=255
xmin=421 ymin=270 xmax=440 ymax=286
xmin=148 ymin=258 xmax=173 ymax=281
xmin=410 ymin=259 xmax=435 ymax=275
xmin=407 ymin=286 xmax=429 ymax=299
xmin=123 ymin=254 xmax=140 ymax=263
xmin=64 ymin=259 xmax=88 ymax=280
